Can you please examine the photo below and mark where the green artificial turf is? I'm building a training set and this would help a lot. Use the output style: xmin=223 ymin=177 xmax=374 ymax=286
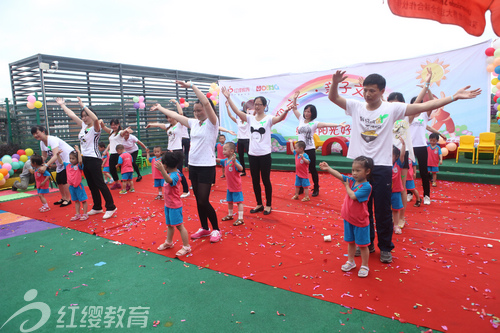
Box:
xmin=0 ymin=227 xmax=435 ymax=332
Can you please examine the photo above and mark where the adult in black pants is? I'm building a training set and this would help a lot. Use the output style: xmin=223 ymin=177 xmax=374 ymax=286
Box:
xmin=56 ymin=97 xmax=117 ymax=219
xmin=121 ymin=130 xmax=147 ymax=182
xmin=223 ymin=88 xmax=291 ymax=215
xmin=290 ymin=91 xmax=345 ymax=196
xmin=408 ymin=79 xmax=447 ymax=206
xmin=100 ymin=119 xmax=132 ymax=190
xmin=224 ymin=100 xmax=253 ymax=176
xmin=151 ymin=81 xmax=221 ymax=242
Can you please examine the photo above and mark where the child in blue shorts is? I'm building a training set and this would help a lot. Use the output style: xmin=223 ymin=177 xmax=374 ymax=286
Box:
xmin=98 ymin=142 xmax=113 ymax=184
xmin=320 ymin=156 xmax=373 ymax=278
xmin=217 ymin=142 xmax=245 ymax=226
xmin=147 ymin=146 xmax=164 ymax=200
xmin=30 ymin=154 xmax=52 ymax=212
xmin=58 ymin=146 xmax=88 ymax=221
xmin=392 ymin=138 xmax=405 ymax=234
xmin=291 ymin=141 xmax=311 ymax=202
xmin=155 ymin=151 xmax=191 ymax=257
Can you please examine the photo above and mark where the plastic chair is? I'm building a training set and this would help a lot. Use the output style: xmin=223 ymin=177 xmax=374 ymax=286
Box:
xmin=135 ymin=149 xmax=148 ymax=170
xmin=455 ymin=135 xmax=475 ymax=164
xmin=313 ymin=134 xmax=325 ymax=150
xmin=494 ymin=145 xmax=500 ymax=165
xmin=475 ymin=132 xmax=497 ymax=164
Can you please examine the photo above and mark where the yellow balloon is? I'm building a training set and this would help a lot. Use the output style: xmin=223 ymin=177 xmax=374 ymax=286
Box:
xmin=34 ymin=101 xmax=43 ymax=108
xmin=20 ymin=155 xmax=28 ymax=162
xmin=25 ymin=148 xmax=34 ymax=156
xmin=0 ymin=173 xmax=3 ymax=181
xmin=492 ymin=78 xmax=499 ymax=85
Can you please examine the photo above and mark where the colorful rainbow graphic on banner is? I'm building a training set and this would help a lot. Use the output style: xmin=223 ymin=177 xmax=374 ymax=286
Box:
xmin=274 ymin=74 xmax=363 ymax=113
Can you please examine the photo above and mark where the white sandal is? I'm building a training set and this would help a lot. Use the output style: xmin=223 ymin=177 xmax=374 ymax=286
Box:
xmin=358 ymin=266 xmax=369 ymax=278
xmin=341 ymin=261 xmax=356 ymax=272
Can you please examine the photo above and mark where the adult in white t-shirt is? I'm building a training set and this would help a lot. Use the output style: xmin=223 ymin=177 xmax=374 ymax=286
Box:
xmin=225 ymin=99 xmax=253 ymax=176
xmin=328 ymin=70 xmax=481 ymax=264
xmin=31 ymin=126 xmax=72 ymax=206
xmin=290 ymin=90 xmax=346 ymax=197
xmin=56 ymin=97 xmax=117 ymax=219
xmin=99 ymin=119 xmax=129 ymax=190
xmin=151 ymin=81 xmax=222 ymax=243
xmin=223 ymin=88 xmax=291 ymax=215
xmin=122 ymin=131 xmax=147 ymax=182
xmin=170 ymin=99 xmax=191 ymax=169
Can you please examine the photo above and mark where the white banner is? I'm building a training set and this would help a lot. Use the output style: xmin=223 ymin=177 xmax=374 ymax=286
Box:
xmin=219 ymin=41 xmax=490 ymax=147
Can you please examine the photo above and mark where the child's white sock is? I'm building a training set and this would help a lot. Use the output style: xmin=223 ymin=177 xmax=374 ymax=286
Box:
xmin=42 ymin=203 xmax=48 ymax=208
xmin=228 ymin=209 xmax=233 ymax=216
xmin=238 ymin=210 xmax=244 ymax=219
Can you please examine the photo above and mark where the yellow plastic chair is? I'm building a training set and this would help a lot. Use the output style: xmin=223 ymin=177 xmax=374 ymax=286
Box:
xmin=494 ymin=145 xmax=500 ymax=165
xmin=313 ymin=134 xmax=325 ymax=150
xmin=455 ymin=135 xmax=475 ymax=164
xmin=475 ymin=132 xmax=497 ymax=164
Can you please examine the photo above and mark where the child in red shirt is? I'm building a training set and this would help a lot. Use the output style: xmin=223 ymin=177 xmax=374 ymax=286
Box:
xmin=291 ymin=141 xmax=311 ymax=202
xmin=156 ymin=151 xmax=191 ymax=257
xmin=58 ymin=146 xmax=88 ymax=221
xmin=147 ymin=146 xmax=164 ymax=200
xmin=320 ymin=156 xmax=373 ymax=278
xmin=215 ymin=134 xmax=226 ymax=178
xmin=427 ymin=133 xmax=443 ymax=187
xmin=116 ymin=144 xmax=134 ymax=194
xmin=31 ymin=155 xmax=52 ymax=212
xmin=392 ymin=138 xmax=405 ymax=234
xmin=217 ymin=142 xmax=244 ymax=226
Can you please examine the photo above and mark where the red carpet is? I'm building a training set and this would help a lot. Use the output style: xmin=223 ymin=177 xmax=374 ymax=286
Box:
xmin=5 ymin=170 xmax=500 ymax=332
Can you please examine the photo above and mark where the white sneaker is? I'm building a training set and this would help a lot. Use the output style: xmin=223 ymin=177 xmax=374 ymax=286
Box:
xmin=407 ymin=193 xmax=413 ymax=202
xmin=103 ymin=208 xmax=118 ymax=219
xmin=180 ymin=192 xmax=190 ymax=198
xmin=423 ymin=196 xmax=431 ymax=205
xmin=87 ymin=209 xmax=103 ymax=215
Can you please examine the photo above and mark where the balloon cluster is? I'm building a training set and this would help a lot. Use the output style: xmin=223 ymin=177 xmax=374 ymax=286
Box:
xmin=486 ymin=39 xmax=500 ymax=125
xmin=132 ymin=96 xmax=146 ymax=109
xmin=179 ymin=98 xmax=190 ymax=109
xmin=207 ymin=82 xmax=220 ymax=106
xmin=441 ymin=142 xmax=457 ymax=157
xmin=0 ymin=148 xmax=34 ymax=186
xmin=27 ymin=95 xmax=43 ymax=110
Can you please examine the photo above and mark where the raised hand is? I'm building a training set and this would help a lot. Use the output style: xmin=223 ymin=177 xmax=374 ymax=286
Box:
xmin=425 ymin=67 xmax=432 ymax=84
xmin=55 ymin=97 xmax=65 ymax=106
xmin=155 ymin=160 xmax=165 ymax=172
xmin=170 ymin=99 xmax=178 ymax=104
xmin=77 ymin=97 xmax=85 ymax=108
xmin=150 ymin=103 xmax=161 ymax=111
xmin=454 ymin=86 xmax=482 ymax=100
xmin=339 ymin=122 xmax=347 ymax=127
xmin=319 ymin=161 xmax=330 ymax=170
xmin=175 ymin=80 xmax=191 ymax=89
xmin=221 ymin=86 xmax=230 ymax=99
xmin=331 ymin=70 xmax=348 ymax=85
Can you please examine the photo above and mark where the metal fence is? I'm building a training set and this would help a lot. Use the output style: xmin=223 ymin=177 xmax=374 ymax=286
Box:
xmin=8 ymin=54 xmax=238 ymax=151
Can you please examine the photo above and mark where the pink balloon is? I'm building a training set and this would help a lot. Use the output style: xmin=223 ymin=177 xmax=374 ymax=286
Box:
xmin=27 ymin=95 xmax=36 ymax=103
xmin=27 ymin=102 xmax=35 ymax=109
xmin=11 ymin=158 xmax=18 ymax=163
xmin=3 ymin=173 xmax=9 ymax=180
xmin=138 ymin=96 xmax=145 ymax=103
xmin=3 ymin=163 xmax=11 ymax=171
xmin=180 ymin=103 xmax=185 ymax=109
xmin=139 ymin=102 xmax=145 ymax=109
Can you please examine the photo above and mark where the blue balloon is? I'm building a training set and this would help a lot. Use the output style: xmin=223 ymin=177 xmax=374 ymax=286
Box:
xmin=495 ymin=66 xmax=500 ymax=75
xmin=498 ymin=119 xmax=500 ymax=125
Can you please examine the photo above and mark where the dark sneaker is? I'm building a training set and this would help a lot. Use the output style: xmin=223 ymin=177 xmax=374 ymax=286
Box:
xmin=355 ymin=243 xmax=375 ymax=257
xmin=380 ymin=251 xmax=393 ymax=263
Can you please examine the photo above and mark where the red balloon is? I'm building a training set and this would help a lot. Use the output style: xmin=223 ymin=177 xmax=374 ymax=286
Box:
xmin=206 ymin=93 xmax=212 ymax=98
xmin=486 ymin=47 xmax=495 ymax=56
xmin=495 ymin=96 xmax=499 ymax=102
xmin=179 ymin=98 xmax=185 ymax=103
xmin=17 ymin=149 xmax=25 ymax=156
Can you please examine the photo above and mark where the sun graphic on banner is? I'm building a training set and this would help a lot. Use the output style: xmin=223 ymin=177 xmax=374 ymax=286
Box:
xmin=416 ymin=59 xmax=450 ymax=87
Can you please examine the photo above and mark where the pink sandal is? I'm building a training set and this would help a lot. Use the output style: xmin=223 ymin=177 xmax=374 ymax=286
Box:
xmin=70 ymin=214 xmax=81 ymax=221
xmin=80 ymin=214 xmax=89 ymax=221
xmin=157 ymin=242 xmax=174 ymax=251
xmin=39 ymin=206 xmax=51 ymax=212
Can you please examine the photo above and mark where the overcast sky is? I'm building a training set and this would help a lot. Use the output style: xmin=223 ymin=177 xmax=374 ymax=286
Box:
xmin=0 ymin=0 xmax=497 ymax=101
